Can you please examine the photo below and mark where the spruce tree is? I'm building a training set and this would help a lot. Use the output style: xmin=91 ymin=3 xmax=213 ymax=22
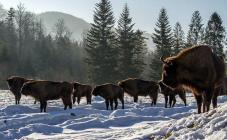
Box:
xmin=85 ymin=0 xmax=118 ymax=84
xmin=187 ymin=11 xmax=203 ymax=47
xmin=133 ymin=29 xmax=147 ymax=76
xmin=117 ymin=4 xmax=137 ymax=79
xmin=6 ymin=8 xmax=17 ymax=65
xmin=172 ymin=22 xmax=185 ymax=54
xmin=150 ymin=8 xmax=172 ymax=81
xmin=204 ymin=12 xmax=225 ymax=56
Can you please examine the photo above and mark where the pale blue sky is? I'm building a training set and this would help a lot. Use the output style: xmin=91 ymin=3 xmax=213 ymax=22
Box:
xmin=0 ymin=0 xmax=226 ymax=33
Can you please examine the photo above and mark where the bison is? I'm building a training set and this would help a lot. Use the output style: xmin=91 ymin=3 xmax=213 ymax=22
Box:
xmin=118 ymin=78 xmax=159 ymax=106
xmin=73 ymin=82 xmax=92 ymax=105
xmin=6 ymin=76 xmax=32 ymax=104
xmin=161 ymin=45 xmax=225 ymax=113
xmin=92 ymin=83 xmax=124 ymax=110
xmin=21 ymin=80 xmax=73 ymax=112
xmin=158 ymin=81 xmax=186 ymax=108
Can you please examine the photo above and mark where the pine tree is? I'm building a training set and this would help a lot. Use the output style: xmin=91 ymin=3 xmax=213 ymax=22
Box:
xmin=172 ymin=22 xmax=185 ymax=54
xmin=187 ymin=11 xmax=203 ymax=47
xmin=85 ymin=0 xmax=118 ymax=84
xmin=204 ymin=12 xmax=226 ymax=56
xmin=150 ymin=8 xmax=173 ymax=81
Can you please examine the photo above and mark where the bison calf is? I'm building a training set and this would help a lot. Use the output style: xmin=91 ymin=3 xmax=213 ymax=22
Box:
xmin=159 ymin=81 xmax=186 ymax=108
xmin=92 ymin=83 xmax=124 ymax=110
xmin=7 ymin=76 xmax=32 ymax=104
xmin=21 ymin=81 xmax=73 ymax=112
xmin=118 ymin=78 xmax=159 ymax=106
xmin=73 ymin=82 xmax=92 ymax=105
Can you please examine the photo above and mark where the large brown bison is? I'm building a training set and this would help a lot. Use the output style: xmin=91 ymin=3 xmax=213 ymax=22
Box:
xmin=158 ymin=81 xmax=186 ymax=108
xmin=6 ymin=76 xmax=32 ymax=104
xmin=118 ymin=78 xmax=159 ymax=106
xmin=73 ymin=82 xmax=92 ymax=105
xmin=92 ymin=83 xmax=124 ymax=110
xmin=161 ymin=45 xmax=225 ymax=113
xmin=21 ymin=81 xmax=73 ymax=112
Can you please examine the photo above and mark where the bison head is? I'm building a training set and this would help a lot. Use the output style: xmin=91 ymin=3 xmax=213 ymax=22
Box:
xmin=73 ymin=82 xmax=81 ymax=89
xmin=20 ymin=83 xmax=31 ymax=96
xmin=160 ymin=56 xmax=179 ymax=89
xmin=92 ymin=86 xmax=101 ymax=96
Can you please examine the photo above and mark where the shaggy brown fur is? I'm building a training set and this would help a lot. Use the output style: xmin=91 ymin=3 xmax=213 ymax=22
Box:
xmin=158 ymin=81 xmax=186 ymax=108
xmin=92 ymin=83 xmax=124 ymax=110
xmin=21 ymin=81 xmax=73 ymax=112
xmin=118 ymin=78 xmax=159 ymax=106
xmin=161 ymin=45 xmax=225 ymax=113
xmin=73 ymin=82 xmax=92 ymax=105
xmin=6 ymin=76 xmax=32 ymax=104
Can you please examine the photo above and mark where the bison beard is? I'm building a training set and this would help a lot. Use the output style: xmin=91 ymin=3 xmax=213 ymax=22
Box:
xmin=21 ymin=81 xmax=73 ymax=112
xmin=118 ymin=78 xmax=159 ymax=106
xmin=6 ymin=76 xmax=32 ymax=104
xmin=73 ymin=82 xmax=92 ymax=105
xmin=161 ymin=45 xmax=225 ymax=113
xmin=92 ymin=83 xmax=124 ymax=110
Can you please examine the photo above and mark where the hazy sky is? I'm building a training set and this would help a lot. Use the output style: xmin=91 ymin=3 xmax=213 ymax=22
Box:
xmin=0 ymin=0 xmax=227 ymax=33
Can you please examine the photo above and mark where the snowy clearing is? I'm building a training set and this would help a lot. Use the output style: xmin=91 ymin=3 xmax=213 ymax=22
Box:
xmin=0 ymin=90 xmax=226 ymax=140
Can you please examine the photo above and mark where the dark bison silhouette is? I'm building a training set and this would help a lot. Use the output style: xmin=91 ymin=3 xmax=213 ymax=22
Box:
xmin=118 ymin=78 xmax=159 ymax=106
xmin=92 ymin=83 xmax=124 ymax=110
xmin=7 ymin=76 xmax=32 ymax=104
xmin=73 ymin=82 xmax=92 ymax=105
xmin=161 ymin=45 xmax=225 ymax=113
xmin=158 ymin=81 xmax=186 ymax=108
xmin=21 ymin=80 xmax=73 ymax=112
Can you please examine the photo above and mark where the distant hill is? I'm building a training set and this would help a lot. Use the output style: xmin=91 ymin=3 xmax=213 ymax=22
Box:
xmin=37 ymin=11 xmax=156 ymax=51
xmin=37 ymin=11 xmax=91 ymax=41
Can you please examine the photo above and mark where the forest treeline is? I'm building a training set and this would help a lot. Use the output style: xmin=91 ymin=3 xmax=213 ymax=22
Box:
xmin=0 ymin=0 xmax=226 ymax=88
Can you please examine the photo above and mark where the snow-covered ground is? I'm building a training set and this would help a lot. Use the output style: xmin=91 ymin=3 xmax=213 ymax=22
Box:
xmin=0 ymin=90 xmax=226 ymax=140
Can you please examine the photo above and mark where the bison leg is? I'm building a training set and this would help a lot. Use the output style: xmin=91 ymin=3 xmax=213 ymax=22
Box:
xmin=15 ymin=94 xmax=21 ymax=104
xmin=114 ymin=98 xmax=118 ymax=110
xmin=169 ymin=95 xmax=173 ymax=107
xmin=73 ymin=96 xmax=76 ymax=104
xmin=194 ymin=94 xmax=202 ymax=114
xmin=40 ymin=101 xmax=47 ymax=112
xmin=43 ymin=101 xmax=47 ymax=112
xmin=105 ymin=99 xmax=109 ymax=110
xmin=212 ymin=88 xmax=220 ymax=108
xmin=77 ymin=97 xmax=81 ymax=105
xmin=120 ymin=98 xmax=124 ymax=109
xmin=150 ymin=95 xmax=156 ymax=106
xmin=63 ymin=96 xmax=72 ymax=110
xmin=40 ymin=102 xmax=43 ymax=112
xmin=86 ymin=95 xmax=92 ymax=104
xmin=169 ymin=95 xmax=176 ymax=107
xmin=133 ymin=96 xmax=138 ymax=102
xmin=179 ymin=93 xmax=187 ymax=106
xmin=15 ymin=96 xmax=17 ymax=105
xmin=203 ymin=88 xmax=213 ymax=112
xmin=164 ymin=95 xmax=168 ymax=108
xmin=69 ymin=102 xmax=72 ymax=109
xmin=110 ymin=99 xmax=114 ymax=110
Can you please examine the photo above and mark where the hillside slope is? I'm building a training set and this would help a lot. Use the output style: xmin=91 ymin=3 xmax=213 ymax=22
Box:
xmin=37 ymin=11 xmax=91 ymax=41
